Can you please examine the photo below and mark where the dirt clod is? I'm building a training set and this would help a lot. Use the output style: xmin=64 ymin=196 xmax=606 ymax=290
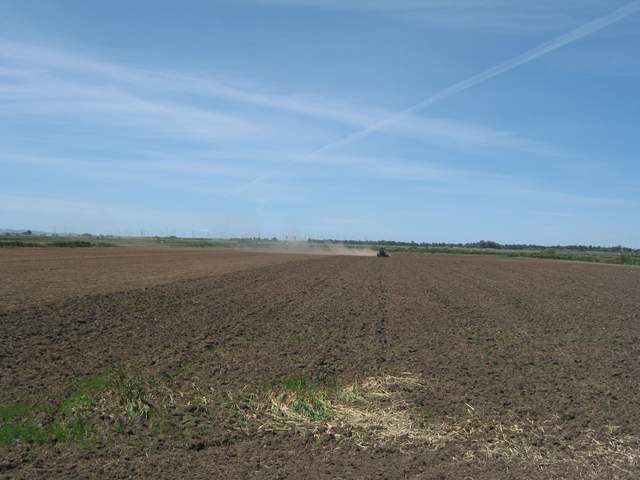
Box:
xmin=1 ymin=251 xmax=639 ymax=479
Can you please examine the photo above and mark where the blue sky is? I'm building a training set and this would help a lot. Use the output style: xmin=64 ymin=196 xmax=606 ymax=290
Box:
xmin=1 ymin=0 xmax=639 ymax=245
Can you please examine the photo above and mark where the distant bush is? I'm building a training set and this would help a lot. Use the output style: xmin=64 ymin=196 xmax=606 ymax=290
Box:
xmin=309 ymin=238 xmax=640 ymax=255
xmin=0 ymin=240 xmax=116 ymax=248
xmin=380 ymin=245 xmax=640 ymax=267
xmin=0 ymin=240 xmax=41 ymax=248
xmin=618 ymin=252 xmax=639 ymax=265
xmin=51 ymin=241 xmax=116 ymax=247
xmin=50 ymin=241 xmax=93 ymax=247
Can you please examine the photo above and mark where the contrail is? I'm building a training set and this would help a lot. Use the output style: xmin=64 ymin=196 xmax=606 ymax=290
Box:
xmin=311 ymin=1 xmax=640 ymax=155
xmin=237 ymin=1 xmax=640 ymax=193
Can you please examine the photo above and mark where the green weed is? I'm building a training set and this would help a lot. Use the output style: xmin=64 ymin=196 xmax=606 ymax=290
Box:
xmin=0 ymin=404 xmax=33 ymax=420
xmin=111 ymin=370 xmax=154 ymax=423
xmin=0 ymin=371 xmax=158 ymax=446
xmin=274 ymin=378 xmax=332 ymax=422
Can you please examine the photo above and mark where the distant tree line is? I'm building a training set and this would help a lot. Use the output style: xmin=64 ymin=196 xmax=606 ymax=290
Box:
xmin=308 ymin=238 xmax=639 ymax=254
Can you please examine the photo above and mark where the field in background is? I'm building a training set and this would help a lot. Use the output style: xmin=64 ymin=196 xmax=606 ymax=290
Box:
xmin=0 ymin=247 xmax=312 ymax=308
xmin=386 ymin=245 xmax=640 ymax=265
xmin=2 ymin=233 xmax=639 ymax=266
xmin=310 ymin=239 xmax=640 ymax=266
xmin=2 ymin=250 xmax=640 ymax=479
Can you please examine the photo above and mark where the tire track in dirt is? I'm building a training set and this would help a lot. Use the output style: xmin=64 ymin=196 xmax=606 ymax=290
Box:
xmin=3 ymin=253 xmax=640 ymax=480
xmin=379 ymin=255 xmax=640 ymax=429
xmin=223 ymin=256 xmax=391 ymax=385
xmin=1 ymin=256 xmax=331 ymax=401
xmin=0 ymin=248 xmax=315 ymax=310
xmin=1 ymin=256 xmax=392 ymax=401
xmin=373 ymin=259 xmax=389 ymax=368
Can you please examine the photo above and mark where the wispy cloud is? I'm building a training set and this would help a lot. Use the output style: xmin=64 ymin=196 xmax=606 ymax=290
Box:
xmin=311 ymin=1 xmax=640 ymax=155
xmin=531 ymin=211 xmax=576 ymax=218
xmin=6 ymin=150 xmax=619 ymax=212
xmin=0 ymin=40 xmax=366 ymax=126
xmin=235 ymin=2 xmax=637 ymax=192
xmin=0 ymin=39 xmax=556 ymax=154
xmin=0 ymin=190 xmax=247 ymax=237
xmin=0 ymin=50 xmax=268 ymax=143
xmin=1 ymin=37 xmax=617 ymax=214
xmin=234 ymin=0 xmax=638 ymax=33
xmin=0 ymin=192 xmax=144 ymax=219
xmin=0 ymin=153 xmax=276 ymax=200
xmin=0 ymin=150 xmax=459 ymax=184
xmin=414 ymin=185 xmax=628 ymax=208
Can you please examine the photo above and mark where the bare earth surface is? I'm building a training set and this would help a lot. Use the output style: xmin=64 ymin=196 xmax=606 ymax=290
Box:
xmin=1 ymin=250 xmax=640 ymax=479
xmin=0 ymin=248 xmax=312 ymax=308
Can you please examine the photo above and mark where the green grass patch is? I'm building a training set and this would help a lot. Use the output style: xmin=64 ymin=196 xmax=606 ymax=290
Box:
xmin=0 ymin=371 xmax=157 ymax=447
xmin=276 ymin=378 xmax=332 ymax=422
xmin=0 ymin=404 xmax=88 ymax=446
xmin=0 ymin=404 xmax=33 ymax=420
xmin=0 ymin=422 xmax=50 ymax=445
xmin=0 ymin=374 xmax=113 ymax=446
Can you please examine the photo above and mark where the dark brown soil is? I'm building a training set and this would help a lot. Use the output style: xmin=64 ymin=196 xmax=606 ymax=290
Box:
xmin=2 ymin=252 xmax=639 ymax=479
xmin=0 ymin=247 xmax=312 ymax=308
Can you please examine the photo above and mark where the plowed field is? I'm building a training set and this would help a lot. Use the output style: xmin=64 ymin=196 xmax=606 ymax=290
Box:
xmin=2 ymin=250 xmax=639 ymax=479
